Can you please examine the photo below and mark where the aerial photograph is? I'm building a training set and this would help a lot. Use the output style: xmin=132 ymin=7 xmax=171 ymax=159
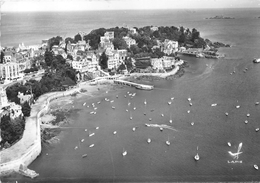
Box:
xmin=0 ymin=0 xmax=260 ymax=182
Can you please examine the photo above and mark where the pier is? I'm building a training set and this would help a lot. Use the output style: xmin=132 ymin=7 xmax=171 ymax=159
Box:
xmin=114 ymin=80 xmax=154 ymax=90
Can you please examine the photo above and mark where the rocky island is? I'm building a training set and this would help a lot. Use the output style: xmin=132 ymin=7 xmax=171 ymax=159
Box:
xmin=206 ymin=15 xmax=235 ymax=19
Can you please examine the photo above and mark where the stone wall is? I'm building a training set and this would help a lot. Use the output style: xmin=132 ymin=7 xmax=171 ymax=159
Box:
xmin=0 ymin=88 xmax=80 ymax=177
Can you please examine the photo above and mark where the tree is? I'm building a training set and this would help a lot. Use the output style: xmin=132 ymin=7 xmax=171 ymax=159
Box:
xmin=112 ymin=38 xmax=128 ymax=50
xmin=48 ymin=36 xmax=63 ymax=50
xmin=44 ymin=50 xmax=54 ymax=66
xmin=0 ymin=51 xmax=4 ymax=63
xmin=74 ymin=34 xmax=82 ymax=43
xmin=99 ymin=52 xmax=108 ymax=69
xmin=22 ymin=101 xmax=31 ymax=117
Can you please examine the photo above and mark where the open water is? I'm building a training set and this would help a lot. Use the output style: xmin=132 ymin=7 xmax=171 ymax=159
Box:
xmin=2 ymin=8 xmax=260 ymax=182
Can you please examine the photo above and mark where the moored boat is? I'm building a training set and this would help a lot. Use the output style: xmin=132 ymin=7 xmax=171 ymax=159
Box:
xmin=256 ymin=128 xmax=259 ymax=132
xmin=89 ymin=144 xmax=95 ymax=148
xmin=194 ymin=146 xmax=200 ymax=161
xmin=253 ymin=58 xmax=260 ymax=63
xmin=211 ymin=103 xmax=217 ymax=107
xmin=227 ymin=142 xmax=231 ymax=147
xmin=82 ymin=154 xmax=88 ymax=158
xmin=254 ymin=164 xmax=259 ymax=170
xmin=122 ymin=148 xmax=127 ymax=156
xmin=147 ymin=138 xmax=151 ymax=143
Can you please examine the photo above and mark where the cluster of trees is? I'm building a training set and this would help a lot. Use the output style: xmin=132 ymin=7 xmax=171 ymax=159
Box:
xmin=0 ymin=114 xmax=25 ymax=148
xmin=48 ymin=36 xmax=63 ymax=50
xmin=1 ymin=51 xmax=4 ymax=63
xmin=24 ymin=67 xmax=38 ymax=74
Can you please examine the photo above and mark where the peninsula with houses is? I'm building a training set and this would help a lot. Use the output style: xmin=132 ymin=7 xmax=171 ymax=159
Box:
xmin=0 ymin=25 xmax=228 ymax=178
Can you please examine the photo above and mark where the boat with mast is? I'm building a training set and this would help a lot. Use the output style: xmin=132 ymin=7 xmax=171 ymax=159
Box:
xmin=166 ymin=135 xmax=170 ymax=146
xmin=194 ymin=146 xmax=200 ymax=161
xmin=169 ymin=114 xmax=172 ymax=123
xmin=122 ymin=148 xmax=127 ymax=156
xmin=144 ymin=99 xmax=147 ymax=105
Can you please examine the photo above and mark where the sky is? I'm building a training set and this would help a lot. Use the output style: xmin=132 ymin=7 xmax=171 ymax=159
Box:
xmin=1 ymin=0 xmax=260 ymax=12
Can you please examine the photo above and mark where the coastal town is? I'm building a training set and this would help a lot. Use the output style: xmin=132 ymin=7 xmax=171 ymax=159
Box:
xmin=1 ymin=25 xmax=229 ymax=178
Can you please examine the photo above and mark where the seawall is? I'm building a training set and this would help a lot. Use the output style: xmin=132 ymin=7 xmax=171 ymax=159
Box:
xmin=0 ymin=88 xmax=80 ymax=177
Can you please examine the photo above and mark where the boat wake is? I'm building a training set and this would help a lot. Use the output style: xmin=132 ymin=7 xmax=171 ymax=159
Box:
xmin=145 ymin=123 xmax=178 ymax=131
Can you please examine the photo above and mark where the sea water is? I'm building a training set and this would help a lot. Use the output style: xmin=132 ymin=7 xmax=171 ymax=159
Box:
xmin=2 ymin=8 xmax=260 ymax=182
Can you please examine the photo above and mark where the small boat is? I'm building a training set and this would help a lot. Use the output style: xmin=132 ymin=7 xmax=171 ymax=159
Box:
xmin=113 ymin=131 xmax=117 ymax=135
xmin=253 ymin=58 xmax=260 ymax=63
xmin=245 ymin=120 xmax=248 ymax=124
xmin=94 ymin=107 xmax=97 ymax=110
xmin=254 ymin=164 xmax=259 ymax=170
xmin=255 ymin=102 xmax=259 ymax=105
xmin=130 ymin=112 xmax=133 ymax=120
xmin=171 ymin=97 xmax=174 ymax=100
xmin=96 ymin=127 xmax=99 ymax=130
xmin=191 ymin=122 xmax=194 ymax=126
xmin=187 ymin=110 xmax=190 ymax=113
xmin=124 ymin=95 xmax=127 ymax=98
xmin=132 ymin=127 xmax=136 ymax=131
xmin=166 ymin=136 xmax=170 ymax=146
xmin=230 ymin=73 xmax=233 ymax=75
xmin=133 ymin=107 xmax=136 ymax=110
xmin=256 ymin=128 xmax=259 ymax=132
xmin=161 ymin=114 xmax=164 ymax=117
xmin=247 ymin=113 xmax=250 ymax=117
xmin=194 ymin=153 xmax=200 ymax=161
xmin=236 ymin=105 xmax=240 ymax=109
xmin=126 ymin=109 xmax=128 ymax=112
xmin=87 ymin=105 xmax=89 ymax=108
xmin=84 ymin=129 xmax=87 ymax=132
xmin=188 ymin=97 xmax=191 ymax=102
xmin=169 ymin=114 xmax=172 ymax=123
xmin=132 ymin=93 xmax=136 ymax=96
xmin=83 ymin=102 xmax=86 ymax=106
xmin=90 ymin=111 xmax=95 ymax=114
xmin=106 ymin=91 xmax=108 ymax=93
xmin=189 ymin=102 xmax=192 ymax=106
xmin=147 ymin=138 xmax=151 ymax=143
xmin=168 ymin=101 xmax=172 ymax=105
xmin=81 ymin=139 xmax=85 ymax=143
xmin=116 ymin=95 xmax=118 ymax=98
xmin=97 ymin=101 xmax=101 ymax=104
xmin=110 ymin=100 xmax=114 ymax=103
xmin=74 ymin=146 xmax=78 ymax=150
xmin=92 ymin=103 xmax=95 ymax=106
xmin=128 ymin=101 xmax=131 ymax=106
xmin=227 ymin=142 xmax=231 ymax=147
xmin=144 ymin=99 xmax=147 ymax=105
xmin=89 ymin=144 xmax=94 ymax=148
xmin=149 ymin=118 xmax=152 ymax=121
xmin=89 ymin=132 xmax=95 ymax=137
xmin=194 ymin=146 xmax=200 ymax=161
xmin=82 ymin=154 xmax=88 ymax=158
xmin=225 ymin=112 xmax=229 ymax=116
xmin=211 ymin=103 xmax=217 ymax=107
xmin=122 ymin=148 xmax=127 ymax=156
xmin=160 ymin=127 xmax=163 ymax=131
xmin=144 ymin=112 xmax=147 ymax=115
xmin=112 ymin=106 xmax=115 ymax=109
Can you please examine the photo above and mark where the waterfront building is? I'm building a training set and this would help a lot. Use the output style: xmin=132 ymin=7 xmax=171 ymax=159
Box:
xmin=161 ymin=39 xmax=178 ymax=55
xmin=0 ymin=87 xmax=8 ymax=109
xmin=123 ymin=36 xmax=136 ymax=48
xmin=0 ymin=62 xmax=20 ymax=81
xmin=151 ymin=58 xmax=163 ymax=70
xmin=150 ymin=26 xmax=159 ymax=32
xmin=162 ymin=56 xmax=175 ymax=69
xmin=104 ymin=31 xmax=114 ymax=40
xmin=17 ymin=92 xmax=33 ymax=105
xmin=129 ymin=28 xmax=137 ymax=34
xmin=8 ymin=102 xmax=23 ymax=119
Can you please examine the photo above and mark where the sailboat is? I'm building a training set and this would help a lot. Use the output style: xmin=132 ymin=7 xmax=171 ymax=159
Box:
xmin=89 ymin=131 xmax=95 ymax=137
xmin=188 ymin=97 xmax=191 ymax=102
xmin=166 ymin=136 xmax=170 ymax=146
xmin=227 ymin=142 xmax=231 ymax=147
xmin=254 ymin=164 xmax=259 ymax=170
xmin=225 ymin=112 xmax=229 ymax=116
xmin=122 ymin=148 xmax=127 ymax=156
xmin=144 ymin=99 xmax=147 ymax=105
xmin=133 ymin=103 xmax=136 ymax=110
xmin=245 ymin=120 xmax=248 ymax=124
xmin=247 ymin=113 xmax=250 ymax=117
xmin=130 ymin=111 xmax=133 ymax=120
xmin=169 ymin=114 xmax=172 ymax=123
xmin=168 ymin=101 xmax=172 ymax=105
xmin=194 ymin=146 xmax=200 ymax=161
xmin=128 ymin=100 xmax=131 ymax=106
xmin=147 ymin=138 xmax=151 ymax=143
xmin=161 ymin=113 xmax=164 ymax=117
xmin=89 ymin=144 xmax=95 ymax=148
